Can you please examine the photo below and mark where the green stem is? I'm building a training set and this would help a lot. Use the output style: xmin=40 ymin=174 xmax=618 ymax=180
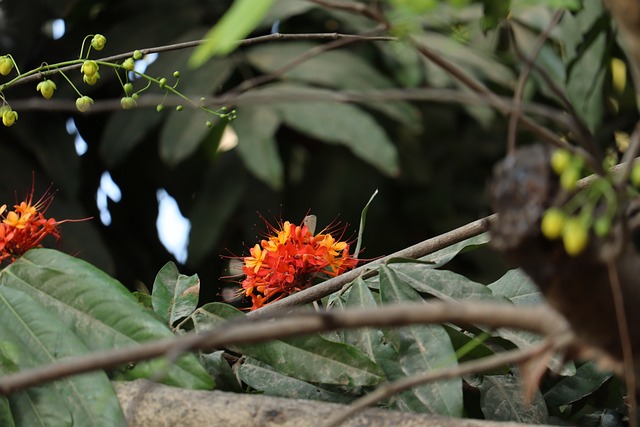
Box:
xmin=57 ymin=69 xmax=83 ymax=97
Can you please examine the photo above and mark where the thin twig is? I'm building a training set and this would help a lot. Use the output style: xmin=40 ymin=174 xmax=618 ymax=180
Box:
xmin=606 ymin=259 xmax=637 ymax=427
xmin=0 ymin=33 xmax=397 ymax=90
xmin=325 ymin=337 xmax=568 ymax=427
xmin=507 ymin=10 xmax=564 ymax=155
xmin=0 ymin=301 xmax=567 ymax=395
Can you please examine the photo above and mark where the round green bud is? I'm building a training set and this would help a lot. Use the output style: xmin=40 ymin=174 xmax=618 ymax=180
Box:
xmin=91 ymin=34 xmax=107 ymax=51
xmin=560 ymin=167 xmax=579 ymax=191
xmin=551 ymin=149 xmax=571 ymax=175
xmin=158 ymin=77 xmax=167 ymax=88
xmin=206 ymin=120 xmax=213 ymax=128
xmin=156 ymin=105 xmax=164 ymax=112
xmin=120 ymin=96 xmax=137 ymax=110
xmin=83 ymin=71 xmax=100 ymax=85
xmin=75 ymin=96 xmax=94 ymax=113
xmin=631 ymin=163 xmax=640 ymax=188
xmin=81 ymin=60 xmax=99 ymax=78
xmin=36 ymin=79 xmax=57 ymax=99
xmin=133 ymin=50 xmax=143 ymax=60
xmin=541 ymin=208 xmax=565 ymax=240
xmin=200 ymin=97 xmax=206 ymax=102
xmin=562 ymin=217 xmax=589 ymax=256
xmin=173 ymin=71 xmax=180 ymax=78
xmin=131 ymin=93 xmax=139 ymax=100
xmin=594 ymin=217 xmax=611 ymax=237
xmin=176 ymin=105 xmax=183 ymax=111
xmin=0 ymin=55 xmax=13 ymax=76
xmin=122 ymin=58 xmax=135 ymax=72
xmin=123 ymin=82 xmax=133 ymax=95
xmin=1 ymin=109 xmax=17 ymax=127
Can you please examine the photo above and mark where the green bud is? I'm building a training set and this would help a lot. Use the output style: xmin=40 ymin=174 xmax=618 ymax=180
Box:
xmin=122 ymin=58 xmax=135 ymax=72
xmin=120 ymin=96 xmax=137 ymax=110
xmin=158 ymin=77 xmax=167 ymax=88
xmin=156 ymin=105 xmax=164 ymax=112
xmin=562 ymin=217 xmax=589 ymax=256
xmin=133 ymin=50 xmax=143 ymax=60
xmin=81 ymin=60 xmax=99 ymax=78
xmin=0 ymin=55 xmax=13 ymax=76
xmin=551 ymin=149 xmax=571 ymax=175
xmin=541 ymin=208 xmax=565 ymax=240
xmin=36 ymin=79 xmax=57 ymax=99
xmin=176 ymin=105 xmax=183 ymax=111
xmin=1 ymin=108 xmax=17 ymax=126
xmin=131 ymin=93 xmax=139 ymax=100
xmin=173 ymin=71 xmax=180 ymax=78
xmin=594 ymin=217 xmax=611 ymax=237
xmin=123 ymin=82 xmax=133 ymax=95
xmin=75 ymin=96 xmax=94 ymax=113
xmin=83 ymin=71 xmax=100 ymax=85
xmin=206 ymin=120 xmax=213 ymax=128
xmin=91 ymin=34 xmax=107 ymax=51
xmin=560 ymin=167 xmax=579 ymax=191
xmin=632 ymin=163 xmax=640 ymax=188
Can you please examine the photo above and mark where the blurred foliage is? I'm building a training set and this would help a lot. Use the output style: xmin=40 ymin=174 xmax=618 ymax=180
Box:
xmin=0 ymin=0 xmax=638 ymax=423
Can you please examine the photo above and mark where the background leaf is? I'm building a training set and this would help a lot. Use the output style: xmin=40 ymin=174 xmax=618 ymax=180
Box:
xmin=151 ymin=261 xmax=200 ymax=327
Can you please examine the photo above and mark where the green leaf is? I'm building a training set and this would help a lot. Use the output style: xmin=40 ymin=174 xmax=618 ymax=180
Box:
xmin=239 ymin=357 xmax=356 ymax=403
xmin=0 ymin=249 xmax=214 ymax=390
xmin=0 ymin=285 xmax=124 ymax=427
xmin=388 ymin=263 xmax=499 ymax=302
xmin=233 ymin=106 xmax=283 ymax=189
xmin=151 ymin=262 xmax=200 ymax=327
xmin=378 ymin=266 xmax=463 ymax=416
xmin=200 ymin=351 xmax=243 ymax=393
xmin=480 ymin=373 xmax=548 ymax=423
xmin=420 ymin=232 xmax=490 ymax=267
xmin=189 ymin=0 xmax=277 ymax=66
xmin=488 ymin=269 xmax=542 ymax=305
xmin=271 ymin=91 xmax=399 ymax=177
xmin=194 ymin=303 xmax=384 ymax=386
xmin=345 ymin=278 xmax=395 ymax=363
xmin=543 ymin=361 xmax=612 ymax=406
xmin=0 ymin=397 xmax=14 ymax=427
xmin=354 ymin=189 xmax=378 ymax=257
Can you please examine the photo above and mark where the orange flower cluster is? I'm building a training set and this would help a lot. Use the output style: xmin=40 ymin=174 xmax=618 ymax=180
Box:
xmin=241 ymin=218 xmax=358 ymax=310
xmin=0 ymin=189 xmax=68 ymax=263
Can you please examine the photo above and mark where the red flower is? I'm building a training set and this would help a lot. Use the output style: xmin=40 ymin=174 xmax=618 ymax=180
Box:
xmin=239 ymin=217 xmax=358 ymax=310
xmin=0 ymin=185 xmax=85 ymax=263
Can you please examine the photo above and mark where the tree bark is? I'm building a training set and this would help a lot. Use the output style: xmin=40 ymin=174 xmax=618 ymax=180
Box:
xmin=114 ymin=380 xmax=558 ymax=427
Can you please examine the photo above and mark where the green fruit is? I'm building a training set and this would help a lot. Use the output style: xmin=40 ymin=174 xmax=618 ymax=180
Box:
xmin=551 ymin=149 xmax=571 ymax=175
xmin=562 ymin=218 xmax=589 ymax=256
xmin=541 ymin=208 xmax=565 ymax=240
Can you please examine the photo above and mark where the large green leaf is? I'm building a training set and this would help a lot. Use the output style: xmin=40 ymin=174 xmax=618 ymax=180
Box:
xmin=233 ymin=106 xmax=283 ymax=189
xmin=420 ymin=232 xmax=490 ymax=267
xmin=487 ymin=269 xmax=542 ymax=306
xmin=271 ymin=92 xmax=399 ymax=177
xmin=543 ymin=362 xmax=612 ymax=407
xmin=0 ymin=249 xmax=213 ymax=390
xmin=378 ymin=266 xmax=463 ymax=416
xmin=238 ymin=357 xmax=356 ymax=403
xmin=388 ymin=263 xmax=499 ymax=302
xmin=480 ymin=373 xmax=548 ymax=423
xmin=194 ymin=303 xmax=384 ymax=386
xmin=0 ymin=285 xmax=124 ymax=427
xmin=151 ymin=261 xmax=200 ymax=327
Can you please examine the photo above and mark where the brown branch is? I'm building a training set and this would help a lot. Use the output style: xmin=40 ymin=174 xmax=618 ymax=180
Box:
xmin=326 ymin=336 xmax=570 ymax=427
xmin=507 ymin=10 xmax=564 ymax=155
xmin=0 ymin=300 xmax=568 ymax=395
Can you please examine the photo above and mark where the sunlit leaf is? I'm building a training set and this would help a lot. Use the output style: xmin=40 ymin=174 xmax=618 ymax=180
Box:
xmin=189 ymin=0 xmax=277 ymax=66
xmin=0 ymin=249 xmax=214 ymax=390
xmin=420 ymin=232 xmax=490 ymax=267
